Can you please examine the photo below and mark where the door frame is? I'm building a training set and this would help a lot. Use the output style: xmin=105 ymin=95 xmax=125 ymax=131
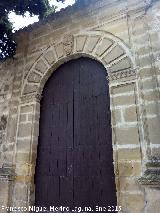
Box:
xmin=13 ymin=31 xmax=136 ymax=208
xmin=35 ymin=57 xmax=117 ymax=208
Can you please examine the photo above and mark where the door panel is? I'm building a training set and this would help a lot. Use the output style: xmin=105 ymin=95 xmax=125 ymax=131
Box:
xmin=35 ymin=57 xmax=117 ymax=211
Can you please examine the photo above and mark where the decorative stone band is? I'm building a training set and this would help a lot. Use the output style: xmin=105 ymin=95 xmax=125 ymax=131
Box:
xmin=138 ymin=161 xmax=160 ymax=188
xmin=109 ymin=68 xmax=137 ymax=81
xmin=0 ymin=167 xmax=16 ymax=182
xmin=21 ymin=31 xmax=136 ymax=98
xmin=138 ymin=170 xmax=160 ymax=187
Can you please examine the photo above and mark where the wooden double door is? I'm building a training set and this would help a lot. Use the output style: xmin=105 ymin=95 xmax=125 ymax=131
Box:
xmin=35 ymin=58 xmax=117 ymax=211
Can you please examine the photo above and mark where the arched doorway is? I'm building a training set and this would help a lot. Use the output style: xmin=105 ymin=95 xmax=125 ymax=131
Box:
xmin=35 ymin=57 xmax=117 ymax=211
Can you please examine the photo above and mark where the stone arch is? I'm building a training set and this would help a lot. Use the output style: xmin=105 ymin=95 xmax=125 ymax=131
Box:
xmin=13 ymin=31 xmax=137 ymax=207
xmin=21 ymin=31 xmax=136 ymax=98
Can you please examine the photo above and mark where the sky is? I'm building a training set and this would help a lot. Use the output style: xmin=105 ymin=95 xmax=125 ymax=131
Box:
xmin=8 ymin=0 xmax=75 ymax=31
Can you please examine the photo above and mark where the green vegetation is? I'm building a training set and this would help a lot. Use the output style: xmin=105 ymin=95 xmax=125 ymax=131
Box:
xmin=0 ymin=0 xmax=65 ymax=60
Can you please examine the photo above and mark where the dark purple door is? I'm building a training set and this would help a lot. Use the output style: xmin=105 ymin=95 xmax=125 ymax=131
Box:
xmin=35 ymin=57 xmax=117 ymax=211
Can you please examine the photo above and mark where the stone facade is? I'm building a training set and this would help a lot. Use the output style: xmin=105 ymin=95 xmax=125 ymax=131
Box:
xmin=0 ymin=0 xmax=160 ymax=212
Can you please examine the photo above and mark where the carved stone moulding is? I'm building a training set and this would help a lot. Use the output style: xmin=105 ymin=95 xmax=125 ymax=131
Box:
xmin=138 ymin=159 xmax=160 ymax=188
xmin=0 ymin=115 xmax=7 ymax=131
xmin=109 ymin=68 xmax=137 ymax=81
xmin=0 ymin=165 xmax=16 ymax=182
xmin=63 ymin=34 xmax=74 ymax=56
xmin=138 ymin=170 xmax=160 ymax=187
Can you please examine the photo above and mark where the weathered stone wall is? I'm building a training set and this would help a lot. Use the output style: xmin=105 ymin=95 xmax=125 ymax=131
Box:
xmin=0 ymin=62 xmax=14 ymax=168
xmin=0 ymin=0 xmax=160 ymax=213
